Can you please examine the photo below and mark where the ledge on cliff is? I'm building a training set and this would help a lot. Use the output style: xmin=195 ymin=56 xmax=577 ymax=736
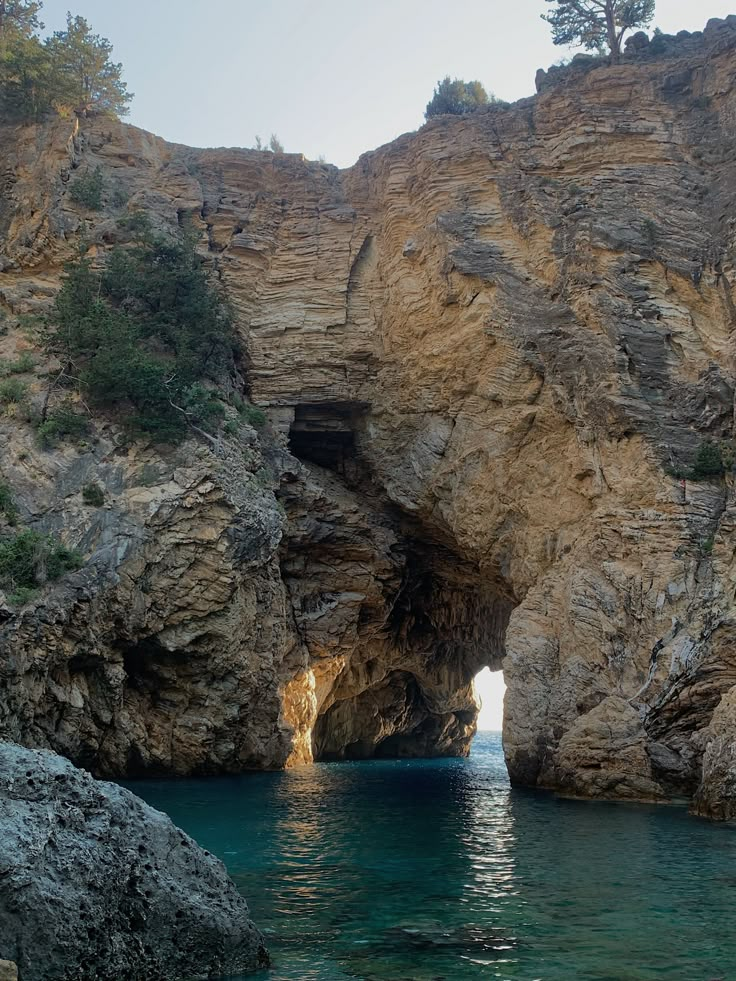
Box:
xmin=534 ymin=15 xmax=736 ymax=93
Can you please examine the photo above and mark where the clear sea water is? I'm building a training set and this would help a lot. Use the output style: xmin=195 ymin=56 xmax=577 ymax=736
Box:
xmin=127 ymin=732 xmax=736 ymax=981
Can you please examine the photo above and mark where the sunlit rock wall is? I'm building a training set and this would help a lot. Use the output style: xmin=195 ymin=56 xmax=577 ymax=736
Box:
xmin=2 ymin=18 xmax=736 ymax=813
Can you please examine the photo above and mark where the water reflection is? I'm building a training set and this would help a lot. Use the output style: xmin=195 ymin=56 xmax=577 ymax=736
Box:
xmin=127 ymin=733 xmax=736 ymax=981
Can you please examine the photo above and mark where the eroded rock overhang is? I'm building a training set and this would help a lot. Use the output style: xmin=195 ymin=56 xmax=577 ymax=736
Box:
xmin=241 ymin=17 xmax=736 ymax=805
xmin=1 ymin=18 xmax=736 ymax=815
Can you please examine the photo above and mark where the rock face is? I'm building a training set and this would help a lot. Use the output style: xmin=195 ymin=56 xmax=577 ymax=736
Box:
xmin=0 ymin=742 xmax=268 ymax=979
xmin=1 ymin=18 xmax=736 ymax=814
xmin=692 ymin=687 xmax=736 ymax=820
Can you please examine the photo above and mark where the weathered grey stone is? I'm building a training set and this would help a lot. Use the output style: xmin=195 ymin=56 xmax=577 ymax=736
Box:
xmin=625 ymin=30 xmax=650 ymax=52
xmin=0 ymin=742 xmax=268 ymax=980
xmin=692 ymin=688 xmax=736 ymax=821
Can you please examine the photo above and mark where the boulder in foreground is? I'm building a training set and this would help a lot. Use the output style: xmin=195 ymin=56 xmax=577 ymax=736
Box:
xmin=0 ymin=742 xmax=268 ymax=980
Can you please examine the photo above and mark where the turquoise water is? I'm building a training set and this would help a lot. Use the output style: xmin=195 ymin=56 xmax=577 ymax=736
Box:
xmin=127 ymin=732 xmax=736 ymax=981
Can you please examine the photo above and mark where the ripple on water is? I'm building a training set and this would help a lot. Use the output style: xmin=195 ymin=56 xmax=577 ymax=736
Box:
xmin=126 ymin=733 xmax=736 ymax=981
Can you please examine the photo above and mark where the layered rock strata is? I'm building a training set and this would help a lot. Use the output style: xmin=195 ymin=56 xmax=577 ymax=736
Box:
xmin=0 ymin=742 xmax=268 ymax=979
xmin=1 ymin=18 xmax=736 ymax=814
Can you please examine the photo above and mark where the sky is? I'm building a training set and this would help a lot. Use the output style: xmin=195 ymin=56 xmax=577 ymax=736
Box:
xmin=475 ymin=668 xmax=505 ymax=730
xmin=37 ymin=0 xmax=735 ymax=167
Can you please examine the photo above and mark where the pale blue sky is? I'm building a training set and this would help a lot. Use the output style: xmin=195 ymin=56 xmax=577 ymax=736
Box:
xmin=38 ymin=0 xmax=734 ymax=166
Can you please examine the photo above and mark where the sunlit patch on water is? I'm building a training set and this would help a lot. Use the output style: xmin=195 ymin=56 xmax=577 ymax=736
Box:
xmin=127 ymin=733 xmax=736 ymax=981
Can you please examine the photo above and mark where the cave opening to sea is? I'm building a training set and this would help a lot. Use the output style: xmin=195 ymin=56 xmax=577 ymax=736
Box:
xmin=474 ymin=666 xmax=506 ymax=732
xmin=283 ymin=397 xmax=518 ymax=768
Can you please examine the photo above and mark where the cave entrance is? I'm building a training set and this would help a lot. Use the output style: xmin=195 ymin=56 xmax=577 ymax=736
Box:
xmin=285 ymin=409 xmax=515 ymax=764
xmin=474 ymin=668 xmax=506 ymax=732
xmin=309 ymin=534 xmax=514 ymax=762
xmin=288 ymin=402 xmax=369 ymax=482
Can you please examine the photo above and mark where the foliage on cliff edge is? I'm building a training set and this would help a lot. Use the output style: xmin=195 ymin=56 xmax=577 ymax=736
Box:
xmin=0 ymin=1 xmax=131 ymax=120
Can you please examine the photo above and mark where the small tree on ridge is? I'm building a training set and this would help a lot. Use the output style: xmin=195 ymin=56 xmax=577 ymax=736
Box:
xmin=425 ymin=77 xmax=490 ymax=119
xmin=0 ymin=0 xmax=43 ymax=45
xmin=0 ymin=0 xmax=48 ymax=118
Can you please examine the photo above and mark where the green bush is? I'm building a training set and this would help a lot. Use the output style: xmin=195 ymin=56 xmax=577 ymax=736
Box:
xmin=691 ymin=441 xmax=726 ymax=481
xmin=180 ymin=382 xmax=226 ymax=428
xmin=240 ymin=404 xmax=266 ymax=429
xmin=115 ymin=211 xmax=151 ymax=236
xmin=668 ymin=440 xmax=734 ymax=482
xmin=111 ymin=186 xmax=129 ymax=208
xmin=642 ymin=219 xmax=659 ymax=249
xmin=0 ymin=529 xmax=82 ymax=594
xmin=82 ymin=483 xmax=104 ymax=506
xmin=425 ymin=77 xmax=491 ymax=119
xmin=0 ymin=352 xmax=35 ymax=376
xmin=48 ymin=229 xmax=237 ymax=444
xmin=0 ymin=484 xmax=18 ymax=526
xmin=7 ymin=585 xmax=39 ymax=606
xmin=36 ymin=402 xmax=89 ymax=448
xmin=0 ymin=377 xmax=28 ymax=404
xmin=69 ymin=167 xmax=104 ymax=210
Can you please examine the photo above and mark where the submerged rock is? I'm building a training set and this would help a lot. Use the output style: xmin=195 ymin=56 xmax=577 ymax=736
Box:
xmin=0 ymin=742 xmax=268 ymax=980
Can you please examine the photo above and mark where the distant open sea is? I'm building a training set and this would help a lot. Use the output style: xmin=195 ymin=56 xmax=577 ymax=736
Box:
xmin=127 ymin=731 xmax=736 ymax=980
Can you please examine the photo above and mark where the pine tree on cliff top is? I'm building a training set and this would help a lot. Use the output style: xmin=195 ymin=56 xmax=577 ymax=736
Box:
xmin=0 ymin=0 xmax=43 ymax=45
xmin=45 ymin=13 xmax=131 ymax=116
xmin=0 ymin=6 xmax=132 ymax=121
xmin=542 ymin=0 xmax=655 ymax=61
xmin=0 ymin=30 xmax=51 ymax=118
xmin=0 ymin=0 xmax=47 ymax=118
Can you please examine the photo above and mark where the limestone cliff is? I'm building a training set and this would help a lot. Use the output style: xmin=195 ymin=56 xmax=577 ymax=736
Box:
xmin=2 ymin=17 xmax=736 ymax=816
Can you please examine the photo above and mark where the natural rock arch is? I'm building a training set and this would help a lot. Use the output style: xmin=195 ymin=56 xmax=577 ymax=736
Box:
xmin=1 ymin=18 xmax=736 ymax=820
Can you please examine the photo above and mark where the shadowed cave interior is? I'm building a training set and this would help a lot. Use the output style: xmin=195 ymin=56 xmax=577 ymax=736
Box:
xmin=286 ymin=401 xmax=514 ymax=764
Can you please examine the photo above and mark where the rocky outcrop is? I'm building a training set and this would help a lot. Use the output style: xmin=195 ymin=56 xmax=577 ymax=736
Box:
xmin=0 ymin=428 xmax=296 ymax=776
xmin=544 ymin=696 xmax=665 ymax=801
xmin=0 ymin=742 xmax=268 ymax=979
xmin=2 ymin=17 xmax=736 ymax=814
xmin=692 ymin=687 xmax=736 ymax=819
